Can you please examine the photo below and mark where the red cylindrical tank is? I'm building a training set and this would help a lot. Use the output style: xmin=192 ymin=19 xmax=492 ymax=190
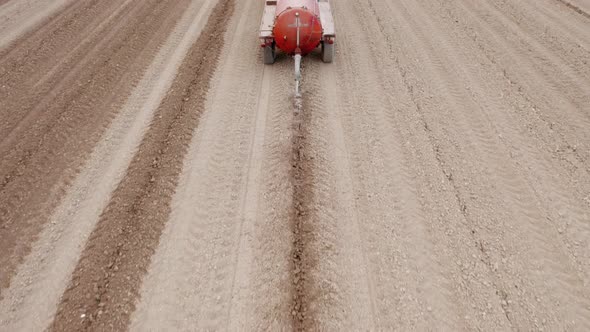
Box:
xmin=273 ymin=0 xmax=323 ymax=55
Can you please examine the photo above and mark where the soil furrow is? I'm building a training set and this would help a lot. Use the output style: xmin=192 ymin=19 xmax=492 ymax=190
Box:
xmin=290 ymin=75 xmax=314 ymax=331
xmin=0 ymin=0 xmax=190 ymax=296
xmin=0 ymin=0 xmax=217 ymax=330
xmin=1 ymin=0 xmax=589 ymax=329
xmin=49 ymin=0 xmax=234 ymax=330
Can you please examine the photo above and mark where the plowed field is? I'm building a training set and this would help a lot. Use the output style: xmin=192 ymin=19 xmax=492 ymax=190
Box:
xmin=1 ymin=0 xmax=589 ymax=330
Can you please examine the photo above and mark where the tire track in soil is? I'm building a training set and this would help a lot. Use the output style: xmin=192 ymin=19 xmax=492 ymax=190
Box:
xmin=231 ymin=61 xmax=294 ymax=330
xmin=290 ymin=37 xmax=386 ymax=330
xmin=130 ymin=0 xmax=292 ymax=328
xmin=0 ymin=0 xmax=189 ymax=297
xmin=302 ymin=56 xmax=379 ymax=330
xmin=49 ymin=0 xmax=234 ymax=330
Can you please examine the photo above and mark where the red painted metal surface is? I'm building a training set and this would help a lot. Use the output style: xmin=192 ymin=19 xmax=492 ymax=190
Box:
xmin=273 ymin=0 xmax=323 ymax=55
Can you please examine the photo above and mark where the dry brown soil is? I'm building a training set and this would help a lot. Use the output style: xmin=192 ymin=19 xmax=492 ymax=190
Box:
xmin=1 ymin=0 xmax=589 ymax=330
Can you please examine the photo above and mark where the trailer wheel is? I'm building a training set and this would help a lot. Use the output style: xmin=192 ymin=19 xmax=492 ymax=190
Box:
xmin=321 ymin=42 xmax=334 ymax=63
xmin=263 ymin=44 xmax=275 ymax=64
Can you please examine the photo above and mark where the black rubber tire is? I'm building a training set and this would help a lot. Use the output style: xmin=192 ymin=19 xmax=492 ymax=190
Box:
xmin=321 ymin=42 xmax=334 ymax=63
xmin=263 ymin=45 xmax=275 ymax=64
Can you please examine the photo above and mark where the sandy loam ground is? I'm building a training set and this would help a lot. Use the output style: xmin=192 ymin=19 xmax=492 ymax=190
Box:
xmin=0 ymin=0 xmax=589 ymax=330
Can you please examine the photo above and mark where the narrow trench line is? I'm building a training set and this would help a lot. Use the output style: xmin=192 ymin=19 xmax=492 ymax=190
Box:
xmin=290 ymin=62 xmax=314 ymax=331
xmin=397 ymin=61 xmax=516 ymax=327
xmin=555 ymin=0 xmax=590 ymax=19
